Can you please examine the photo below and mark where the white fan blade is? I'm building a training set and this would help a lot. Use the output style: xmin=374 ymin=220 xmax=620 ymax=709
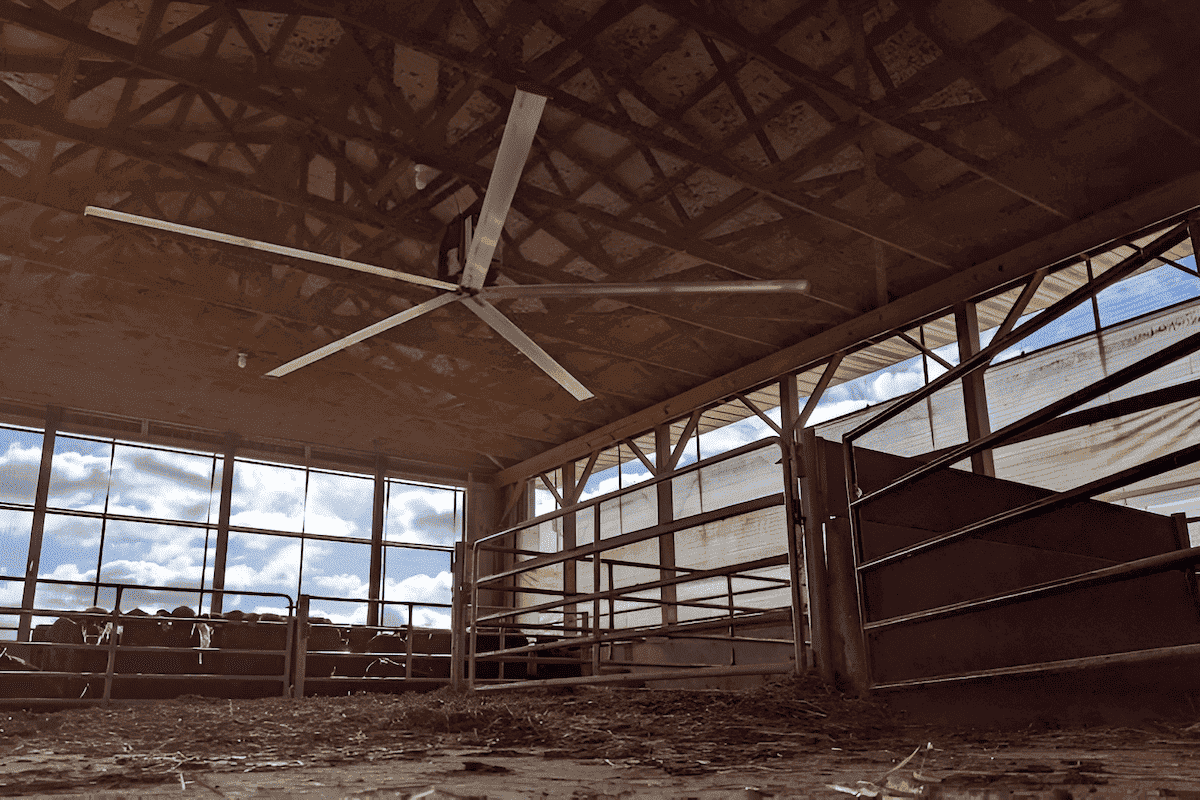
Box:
xmin=265 ymin=293 xmax=460 ymax=378
xmin=84 ymin=206 xmax=459 ymax=292
xmin=460 ymin=88 xmax=547 ymax=291
xmin=462 ymin=296 xmax=593 ymax=401
xmin=478 ymin=279 xmax=810 ymax=299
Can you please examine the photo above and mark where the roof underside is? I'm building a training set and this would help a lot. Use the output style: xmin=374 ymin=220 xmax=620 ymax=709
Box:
xmin=1 ymin=0 xmax=1198 ymax=479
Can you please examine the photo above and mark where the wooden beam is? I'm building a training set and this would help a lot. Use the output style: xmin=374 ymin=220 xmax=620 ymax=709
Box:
xmin=954 ymin=301 xmax=995 ymax=477
xmin=989 ymin=0 xmax=1200 ymax=151
xmin=495 ymin=170 xmax=1200 ymax=486
xmin=794 ymin=352 xmax=843 ymax=434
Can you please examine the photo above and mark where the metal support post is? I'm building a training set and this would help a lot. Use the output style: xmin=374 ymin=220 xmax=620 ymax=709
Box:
xmin=210 ymin=432 xmax=238 ymax=616
xmin=592 ymin=505 xmax=602 ymax=676
xmin=954 ymin=301 xmax=996 ymax=477
xmin=19 ymin=405 xmax=59 ymax=642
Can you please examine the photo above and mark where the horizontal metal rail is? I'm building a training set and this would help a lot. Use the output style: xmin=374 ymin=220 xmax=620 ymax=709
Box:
xmin=475 ymin=661 xmax=796 ymax=692
xmin=476 ymin=554 xmax=788 ymax=623
xmin=477 ymin=493 xmax=784 ymax=586
xmin=871 ymin=642 xmax=1200 ymax=691
xmin=852 ymin=325 xmax=1200 ymax=517
xmin=864 ymin=544 xmax=1200 ymax=631
xmin=836 ymin=219 xmax=1200 ymax=695
xmin=470 ymin=609 xmax=792 ymax=660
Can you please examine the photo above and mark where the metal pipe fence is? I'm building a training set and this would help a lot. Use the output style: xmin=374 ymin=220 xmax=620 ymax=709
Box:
xmin=0 ymin=576 xmax=295 ymax=703
xmin=836 ymin=220 xmax=1200 ymax=691
xmin=469 ymin=436 xmax=801 ymax=689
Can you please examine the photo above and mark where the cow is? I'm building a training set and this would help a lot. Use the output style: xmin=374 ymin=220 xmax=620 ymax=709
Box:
xmin=208 ymin=614 xmax=290 ymax=698
xmin=302 ymin=618 xmax=348 ymax=679
xmin=28 ymin=612 xmax=108 ymax=698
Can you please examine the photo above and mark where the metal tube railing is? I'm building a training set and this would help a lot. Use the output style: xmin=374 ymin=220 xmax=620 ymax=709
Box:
xmin=833 ymin=219 xmax=1200 ymax=691
xmin=475 ymin=554 xmax=788 ymax=623
xmin=468 ymin=435 xmax=803 ymax=688
xmin=1 ymin=576 xmax=295 ymax=703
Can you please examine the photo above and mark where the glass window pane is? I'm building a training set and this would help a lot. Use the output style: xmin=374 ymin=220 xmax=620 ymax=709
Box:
xmin=0 ymin=427 xmax=42 ymax=506
xmin=231 ymin=460 xmax=305 ymax=533
xmin=35 ymin=513 xmax=103 ymax=610
xmin=223 ymin=532 xmax=301 ymax=613
xmin=305 ymin=471 xmax=373 ymax=539
xmin=48 ymin=436 xmax=112 ymax=512
xmin=108 ymin=444 xmax=218 ymax=523
xmin=383 ymin=546 xmax=451 ymax=627
xmin=301 ymin=539 xmax=370 ymax=599
xmin=97 ymin=519 xmax=208 ymax=595
xmin=308 ymin=598 xmax=368 ymax=627
xmin=384 ymin=482 xmax=460 ymax=546
xmin=0 ymin=508 xmax=31 ymax=579
xmin=0 ymin=509 xmax=30 ymax=636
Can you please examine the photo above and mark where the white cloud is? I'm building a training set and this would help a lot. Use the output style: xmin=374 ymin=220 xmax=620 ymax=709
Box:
xmin=385 ymin=571 xmax=452 ymax=605
xmin=0 ymin=440 xmax=40 ymax=505
xmin=99 ymin=559 xmax=188 ymax=587
xmin=223 ymin=540 xmax=303 ymax=589
xmin=312 ymin=573 xmax=367 ymax=597
xmin=385 ymin=486 xmax=459 ymax=546
xmin=806 ymin=398 xmax=873 ymax=426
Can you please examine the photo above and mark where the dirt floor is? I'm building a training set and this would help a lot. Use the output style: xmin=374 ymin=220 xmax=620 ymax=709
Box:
xmin=2 ymin=674 xmax=1200 ymax=798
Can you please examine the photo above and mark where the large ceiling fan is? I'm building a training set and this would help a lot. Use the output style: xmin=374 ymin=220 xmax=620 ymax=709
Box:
xmin=85 ymin=87 xmax=810 ymax=401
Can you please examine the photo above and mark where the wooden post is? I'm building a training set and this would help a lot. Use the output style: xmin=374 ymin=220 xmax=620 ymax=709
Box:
xmin=18 ymin=405 xmax=59 ymax=642
xmin=779 ymin=377 xmax=808 ymax=674
xmin=655 ymin=424 xmax=678 ymax=626
xmin=799 ymin=428 xmax=835 ymax=685
xmin=209 ymin=432 xmax=238 ymax=616
xmin=367 ymin=453 xmax=386 ymax=628
xmin=954 ymin=301 xmax=996 ymax=477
